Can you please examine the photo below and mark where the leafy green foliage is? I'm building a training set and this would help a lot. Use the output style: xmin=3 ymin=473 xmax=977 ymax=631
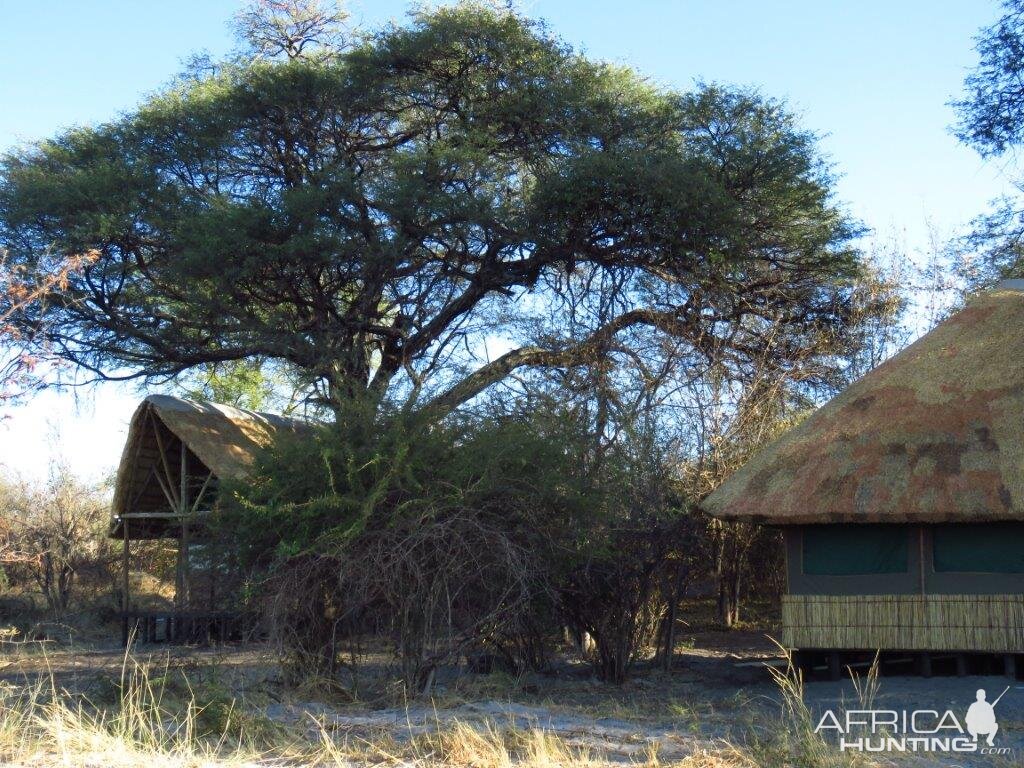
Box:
xmin=955 ymin=1 xmax=1024 ymax=284
xmin=222 ymin=407 xmax=590 ymax=570
xmin=177 ymin=360 xmax=276 ymax=412
xmin=955 ymin=0 xmax=1024 ymax=157
xmin=218 ymin=404 xmax=686 ymax=687
xmin=0 ymin=3 xmax=863 ymax=417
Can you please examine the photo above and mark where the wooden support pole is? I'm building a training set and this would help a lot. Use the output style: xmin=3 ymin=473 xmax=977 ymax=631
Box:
xmin=918 ymin=526 xmax=926 ymax=595
xmin=121 ymin=518 xmax=130 ymax=647
xmin=1005 ymin=654 xmax=1017 ymax=680
xmin=956 ymin=653 xmax=968 ymax=677
xmin=119 ymin=510 xmax=213 ymax=520
xmin=828 ymin=651 xmax=842 ymax=681
xmin=152 ymin=469 xmax=179 ymax=513
xmin=190 ymin=470 xmax=213 ymax=514
xmin=179 ymin=440 xmax=190 ymax=611
xmin=180 ymin=439 xmax=187 ymax=512
xmin=180 ymin=524 xmax=190 ymax=610
xmin=150 ymin=412 xmax=180 ymax=509
xmin=917 ymin=652 xmax=932 ymax=678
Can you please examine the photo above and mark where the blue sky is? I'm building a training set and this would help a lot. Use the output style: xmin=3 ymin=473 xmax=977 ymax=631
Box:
xmin=0 ymin=0 xmax=1014 ymax=481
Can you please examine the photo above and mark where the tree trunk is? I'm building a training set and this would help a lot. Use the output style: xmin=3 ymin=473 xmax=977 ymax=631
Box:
xmin=658 ymin=564 xmax=683 ymax=671
xmin=714 ymin=530 xmax=733 ymax=628
xmin=660 ymin=595 xmax=677 ymax=671
xmin=729 ymin=564 xmax=741 ymax=626
xmin=717 ymin=579 xmax=734 ymax=629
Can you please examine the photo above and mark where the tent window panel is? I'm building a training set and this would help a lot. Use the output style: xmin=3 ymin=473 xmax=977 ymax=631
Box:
xmin=932 ymin=523 xmax=1024 ymax=573
xmin=802 ymin=525 xmax=909 ymax=575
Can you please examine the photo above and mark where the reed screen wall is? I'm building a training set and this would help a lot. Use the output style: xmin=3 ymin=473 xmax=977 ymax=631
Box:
xmin=782 ymin=594 xmax=1024 ymax=651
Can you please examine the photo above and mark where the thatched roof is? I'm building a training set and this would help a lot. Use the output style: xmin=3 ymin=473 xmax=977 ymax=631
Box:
xmin=111 ymin=395 xmax=311 ymax=539
xmin=701 ymin=282 xmax=1024 ymax=525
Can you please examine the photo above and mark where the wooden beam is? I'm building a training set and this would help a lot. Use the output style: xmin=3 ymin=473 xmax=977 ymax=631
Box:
xmin=149 ymin=411 xmax=180 ymax=509
xmin=152 ymin=466 xmax=179 ymax=512
xmin=175 ymin=527 xmax=184 ymax=611
xmin=180 ymin=440 xmax=188 ymax=514
xmin=180 ymin=523 xmax=190 ymax=609
xmin=190 ymin=471 xmax=215 ymax=515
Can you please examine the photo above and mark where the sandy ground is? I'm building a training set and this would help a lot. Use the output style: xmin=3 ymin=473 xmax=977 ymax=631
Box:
xmin=2 ymin=631 xmax=1021 ymax=767
xmin=800 ymin=675 xmax=1024 ymax=767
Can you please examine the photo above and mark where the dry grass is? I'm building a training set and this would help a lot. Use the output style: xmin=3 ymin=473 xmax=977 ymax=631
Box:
xmin=318 ymin=719 xmax=603 ymax=768
xmin=0 ymin=645 xmax=889 ymax=768
xmin=750 ymin=643 xmax=880 ymax=768
xmin=0 ymin=662 xmax=274 ymax=767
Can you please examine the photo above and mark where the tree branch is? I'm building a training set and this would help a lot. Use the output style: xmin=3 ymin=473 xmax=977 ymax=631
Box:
xmin=425 ymin=306 xmax=710 ymax=415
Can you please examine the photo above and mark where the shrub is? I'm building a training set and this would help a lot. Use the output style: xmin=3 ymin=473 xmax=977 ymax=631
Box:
xmin=0 ymin=466 xmax=114 ymax=621
xmin=224 ymin=405 xmax=693 ymax=689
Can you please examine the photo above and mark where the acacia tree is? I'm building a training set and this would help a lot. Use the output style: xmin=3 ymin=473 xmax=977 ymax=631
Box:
xmin=0 ymin=3 xmax=865 ymax=423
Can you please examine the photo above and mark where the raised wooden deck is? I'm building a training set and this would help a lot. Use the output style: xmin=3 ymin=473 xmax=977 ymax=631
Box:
xmin=120 ymin=610 xmax=257 ymax=646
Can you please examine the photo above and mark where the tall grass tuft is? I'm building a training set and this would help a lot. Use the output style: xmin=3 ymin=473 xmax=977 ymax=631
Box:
xmin=0 ymin=657 xmax=269 ymax=767
xmin=751 ymin=642 xmax=875 ymax=768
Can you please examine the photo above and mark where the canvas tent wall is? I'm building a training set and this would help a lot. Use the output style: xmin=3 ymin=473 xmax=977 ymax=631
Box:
xmin=701 ymin=282 xmax=1024 ymax=657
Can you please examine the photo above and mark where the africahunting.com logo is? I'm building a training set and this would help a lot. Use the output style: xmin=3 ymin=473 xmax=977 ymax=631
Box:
xmin=814 ymin=686 xmax=1012 ymax=756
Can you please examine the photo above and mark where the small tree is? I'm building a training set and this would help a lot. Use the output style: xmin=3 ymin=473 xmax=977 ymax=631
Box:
xmin=1 ymin=468 xmax=111 ymax=619
xmin=223 ymin=411 xmax=572 ymax=693
xmin=553 ymin=425 xmax=687 ymax=684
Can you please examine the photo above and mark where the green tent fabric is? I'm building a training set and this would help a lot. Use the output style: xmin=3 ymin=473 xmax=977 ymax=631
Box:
xmin=933 ymin=523 xmax=1024 ymax=573
xmin=802 ymin=525 xmax=909 ymax=575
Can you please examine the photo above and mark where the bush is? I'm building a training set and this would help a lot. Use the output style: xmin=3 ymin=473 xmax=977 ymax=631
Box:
xmin=550 ymin=428 xmax=691 ymax=683
xmin=223 ymin=406 xmax=693 ymax=689
xmin=220 ymin=410 xmax=572 ymax=691
xmin=0 ymin=467 xmax=114 ymax=621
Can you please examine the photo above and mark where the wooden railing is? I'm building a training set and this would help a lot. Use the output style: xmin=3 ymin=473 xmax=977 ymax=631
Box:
xmin=120 ymin=610 xmax=258 ymax=647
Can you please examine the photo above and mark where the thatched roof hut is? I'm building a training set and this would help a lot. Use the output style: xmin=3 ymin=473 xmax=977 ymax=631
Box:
xmin=111 ymin=395 xmax=310 ymax=539
xmin=110 ymin=395 xmax=311 ymax=643
xmin=703 ymin=281 xmax=1024 ymax=525
xmin=701 ymin=283 xmax=1024 ymax=670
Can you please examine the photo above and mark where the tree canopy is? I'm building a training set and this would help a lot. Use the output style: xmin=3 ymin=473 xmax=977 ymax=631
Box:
xmin=955 ymin=0 xmax=1024 ymax=283
xmin=955 ymin=0 xmax=1024 ymax=157
xmin=0 ymin=3 xmax=864 ymax=420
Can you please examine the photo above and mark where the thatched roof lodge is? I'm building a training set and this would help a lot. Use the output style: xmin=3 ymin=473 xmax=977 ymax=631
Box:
xmin=110 ymin=395 xmax=309 ymax=642
xmin=702 ymin=281 xmax=1024 ymax=673
xmin=111 ymin=395 xmax=308 ymax=539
